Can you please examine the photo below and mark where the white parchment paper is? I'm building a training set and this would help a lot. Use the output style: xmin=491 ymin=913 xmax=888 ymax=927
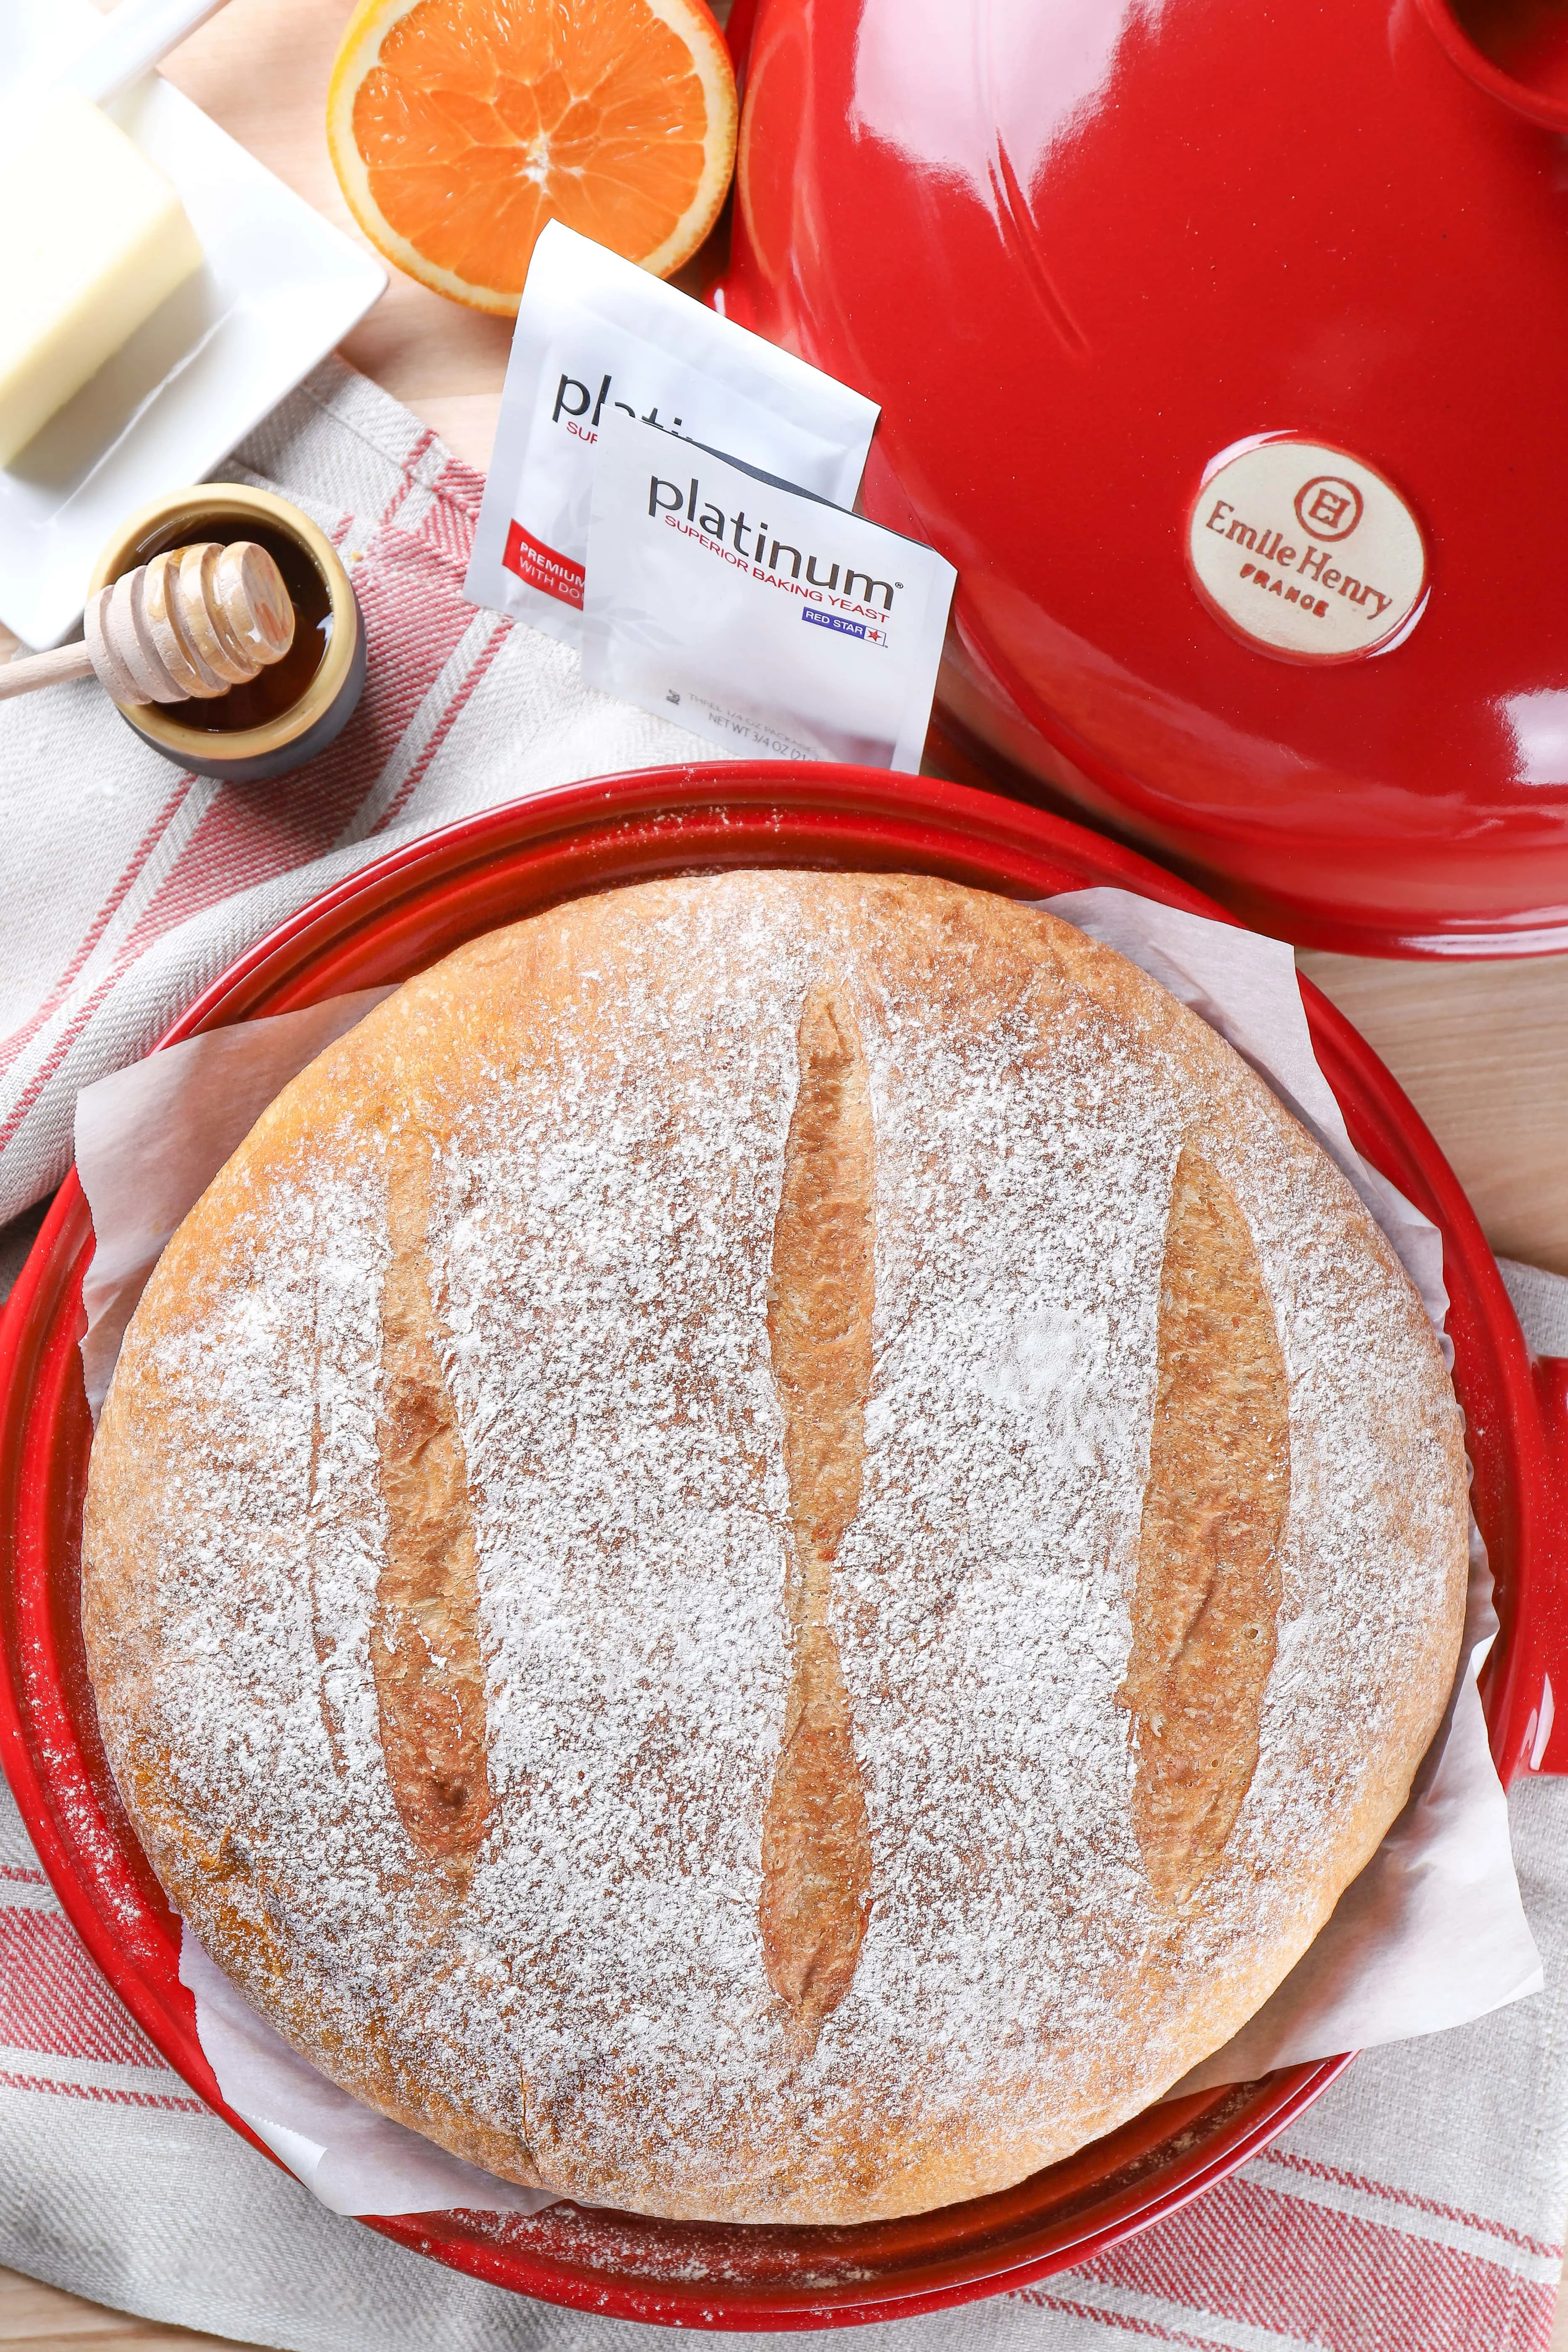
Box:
xmin=71 ymin=887 xmax=1542 ymax=2216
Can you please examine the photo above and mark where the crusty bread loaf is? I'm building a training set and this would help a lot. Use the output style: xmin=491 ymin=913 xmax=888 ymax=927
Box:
xmin=81 ymin=873 xmax=1468 ymax=2225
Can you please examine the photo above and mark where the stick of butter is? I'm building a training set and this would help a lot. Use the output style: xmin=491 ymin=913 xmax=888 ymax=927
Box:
xmin=0 ymin=92 xmax=203 ymax=469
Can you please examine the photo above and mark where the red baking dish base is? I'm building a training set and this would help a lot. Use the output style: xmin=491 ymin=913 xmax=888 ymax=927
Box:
xmin=0 ymin=763 xmax=1562 ymax=2330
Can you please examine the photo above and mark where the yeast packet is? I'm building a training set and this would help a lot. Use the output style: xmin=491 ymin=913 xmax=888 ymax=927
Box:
xmin=581 ymin=414 xmax=957 ymax=772
xmin=464 ymin=222 xmax=879 ymax=647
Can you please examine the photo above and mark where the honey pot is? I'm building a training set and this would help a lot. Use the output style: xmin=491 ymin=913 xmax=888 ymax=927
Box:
xmin=87 ymin=482 xmax=365 ymax=782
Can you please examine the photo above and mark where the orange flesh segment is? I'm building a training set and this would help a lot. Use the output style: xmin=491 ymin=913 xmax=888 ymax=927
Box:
xmin=352 ymin=0 xmax=711 ymax=298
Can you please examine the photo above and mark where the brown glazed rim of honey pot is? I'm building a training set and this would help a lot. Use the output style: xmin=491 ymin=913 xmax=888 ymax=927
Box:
xmin=87 ymin=483 xmax=358 ymax=761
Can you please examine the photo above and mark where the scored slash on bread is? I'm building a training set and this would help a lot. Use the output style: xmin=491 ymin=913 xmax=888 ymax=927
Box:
xmin=371 ymin=1122 xmax=491 ymax=1877
xmin=759 ymin=983 xmax=877 ymax=2054
xmin=1119 ymin=1146 xmax=1292 ymax=1905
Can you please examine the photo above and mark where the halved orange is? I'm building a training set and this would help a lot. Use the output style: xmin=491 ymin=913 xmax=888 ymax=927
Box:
xmin=327 ymin=0 xmax=738 ymax=314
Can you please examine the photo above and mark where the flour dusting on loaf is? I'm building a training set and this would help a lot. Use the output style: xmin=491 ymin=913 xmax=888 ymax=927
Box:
xmin=81 ymin=872 xmax=1468 ymax=2225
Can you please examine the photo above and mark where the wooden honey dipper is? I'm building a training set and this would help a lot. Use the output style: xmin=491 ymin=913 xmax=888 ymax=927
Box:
xmin=0 ymin=541 xmax=295 ymax=707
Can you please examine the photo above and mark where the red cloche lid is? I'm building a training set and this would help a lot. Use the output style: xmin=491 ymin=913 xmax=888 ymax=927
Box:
xmin=720 ymin=0 xmax=1568 ymax=955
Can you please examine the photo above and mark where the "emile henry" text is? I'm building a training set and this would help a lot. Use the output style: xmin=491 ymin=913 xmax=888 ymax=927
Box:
xmin=1204 ymin=499 xmax=1393 ymax=621
xmin=647 ymin=472 xmax=900 ymax=612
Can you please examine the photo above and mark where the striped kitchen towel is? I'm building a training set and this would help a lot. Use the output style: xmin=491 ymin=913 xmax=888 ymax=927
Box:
xmin=0 ymin=357 xmax=1563 ymax=2352
xmin=0 ymin=355 xmax=730 ymax=1234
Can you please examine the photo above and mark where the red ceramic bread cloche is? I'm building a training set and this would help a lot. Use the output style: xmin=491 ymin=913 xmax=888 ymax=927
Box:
xmin=719 ymin=0 xmax=1568 ymax=956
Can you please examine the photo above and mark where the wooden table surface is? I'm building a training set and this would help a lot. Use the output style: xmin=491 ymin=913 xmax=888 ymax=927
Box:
xmin=3 ymin=1 xmax=1565 ymax=2343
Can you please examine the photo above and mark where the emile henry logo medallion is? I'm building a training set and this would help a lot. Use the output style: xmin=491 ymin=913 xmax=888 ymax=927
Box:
xmin=1186 ymin=435 xmax=1428 ymax=664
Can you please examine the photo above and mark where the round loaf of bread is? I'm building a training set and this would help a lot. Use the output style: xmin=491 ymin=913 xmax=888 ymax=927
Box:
xmin=81 ymin=872 xmax=1468 ymax=2226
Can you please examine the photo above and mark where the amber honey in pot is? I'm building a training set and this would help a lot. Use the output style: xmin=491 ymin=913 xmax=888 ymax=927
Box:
xmin=121 ymin=510 xmax=333 ymax=735
xmin=92 ymin=482 xmax=365 ymax=784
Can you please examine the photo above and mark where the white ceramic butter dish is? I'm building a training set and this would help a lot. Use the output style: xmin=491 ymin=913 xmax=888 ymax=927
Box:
xmin=0 ymin=0 xmax=385 ymax=650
